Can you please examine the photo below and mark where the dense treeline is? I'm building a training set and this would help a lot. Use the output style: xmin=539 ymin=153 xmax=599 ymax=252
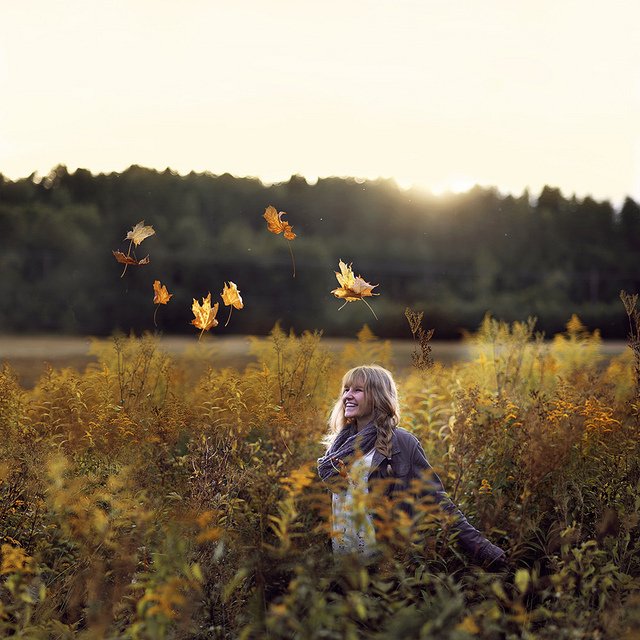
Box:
xmin=1 ymin=165 xmax=639 ymax=337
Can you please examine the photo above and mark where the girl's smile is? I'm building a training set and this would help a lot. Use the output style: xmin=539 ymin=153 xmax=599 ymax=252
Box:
xmin=343 ymin=384 xmax=374 ymax=428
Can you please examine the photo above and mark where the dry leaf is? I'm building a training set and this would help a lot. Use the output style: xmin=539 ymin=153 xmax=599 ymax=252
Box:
xmin=221 ymin=281 xmax=243 ymax=327
xmin=125 ymin=220 xmax=156 ymax=246
xmin=153 ymin=280 xmax=172 ymax=305
xmin=221 ymin=281 xmax=243 ymax=310
xmin=263 ymin=205 xmax=297 ymax=276
xmin=191 ymin=293 xmax=219 ymax=339
xmin=332 ymin=260 xmax=378 ymax=300
xmin=263 ymin=205 xmax=296 ymax=240
xmin=115 ymin=220 xmax=154 ymax=277
xmin=112 ymin=250 xmax=150 ymax=266
xmin=152 ymin=280 xmax=172 ymax=327
xmin=331 ymin=259 xmax=379 ymax=319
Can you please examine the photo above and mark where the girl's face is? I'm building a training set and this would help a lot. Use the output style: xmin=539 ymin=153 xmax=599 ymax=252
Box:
xmin=342 ymin=379 xmax=374 ymax=425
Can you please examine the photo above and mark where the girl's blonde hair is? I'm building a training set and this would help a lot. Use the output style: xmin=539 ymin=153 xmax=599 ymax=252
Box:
xmin=325 ymin=365 xmax=400 ymax=457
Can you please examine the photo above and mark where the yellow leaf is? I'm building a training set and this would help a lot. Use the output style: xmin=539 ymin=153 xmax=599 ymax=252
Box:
xmin=221 ymin=281 xmax=243 ymax=310
xmin=191 ymin=293 xmax=219 ymax=339
xmin=221 ymin=281 xmax=244 ymax=327
xmin=332 ymin=260 xmax=378 ymax=301
xmin=125 ymin=220 xmax=156 ymax=246
xmin=153 ymin=280 xmax=173 ymax=305
xmin=331 ymin=260 xmax=379 ymax=319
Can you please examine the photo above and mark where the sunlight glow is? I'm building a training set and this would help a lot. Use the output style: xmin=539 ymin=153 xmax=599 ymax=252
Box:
xmin=428 ymin=176 xmax=478 ymax=197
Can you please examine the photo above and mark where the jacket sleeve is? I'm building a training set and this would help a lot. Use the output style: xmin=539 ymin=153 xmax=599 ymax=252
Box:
xmin=410 ymin=438 xmax=506 ymax=568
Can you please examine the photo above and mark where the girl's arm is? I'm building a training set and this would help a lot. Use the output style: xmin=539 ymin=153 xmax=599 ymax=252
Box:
xmin=410 ymin=438 xmax=506 ymax=569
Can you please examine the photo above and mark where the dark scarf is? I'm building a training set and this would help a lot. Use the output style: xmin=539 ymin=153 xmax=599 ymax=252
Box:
xmin=317 ymin=421 xmax=378 ymax=484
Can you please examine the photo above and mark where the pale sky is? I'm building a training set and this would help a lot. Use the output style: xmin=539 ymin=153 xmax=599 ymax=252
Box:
xmin=1 ymin=0 xmax=639 ymax=204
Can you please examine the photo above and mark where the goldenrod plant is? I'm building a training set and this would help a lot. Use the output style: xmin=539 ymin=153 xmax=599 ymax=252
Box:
xmin=0 ymin=315 xmax=638 ymax=638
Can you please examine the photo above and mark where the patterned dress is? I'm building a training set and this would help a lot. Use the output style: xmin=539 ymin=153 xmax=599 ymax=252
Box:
xmin=331 ymin=449 xmax=377 ymax=556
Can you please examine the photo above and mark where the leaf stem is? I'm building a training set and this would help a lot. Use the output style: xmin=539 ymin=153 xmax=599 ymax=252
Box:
xmin=120 ymin=239 xmax=133 ymax=278
xmin=287 ymin=240 xmax=296 ymax=278
xmin=153 ymin=304 xmax=160 ymax=328
xmin=225 ymin=306 xmax=233 ymax=327
xmin=361 ymin=298 xmax=378 ymax=320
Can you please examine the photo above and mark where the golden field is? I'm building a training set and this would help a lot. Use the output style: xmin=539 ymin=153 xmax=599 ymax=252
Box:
xmin=0 ymin=316 xmax=638 ymax=639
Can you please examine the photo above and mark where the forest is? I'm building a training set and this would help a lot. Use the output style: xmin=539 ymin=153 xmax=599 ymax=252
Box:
xmin=2 ymin=164 xmax=639 ymax=338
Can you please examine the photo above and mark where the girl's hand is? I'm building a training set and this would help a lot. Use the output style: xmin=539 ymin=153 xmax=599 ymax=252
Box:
xmin=331 ymin=457 xmax=348 ymax=479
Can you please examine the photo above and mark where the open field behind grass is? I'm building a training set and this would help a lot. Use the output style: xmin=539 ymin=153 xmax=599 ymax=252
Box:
xmin=0 ymin=335 xmax=628 ymax=389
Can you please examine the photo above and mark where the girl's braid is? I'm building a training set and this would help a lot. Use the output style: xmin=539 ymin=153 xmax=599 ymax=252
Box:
xmin=375 ymin=415 xmax=394 ymax=458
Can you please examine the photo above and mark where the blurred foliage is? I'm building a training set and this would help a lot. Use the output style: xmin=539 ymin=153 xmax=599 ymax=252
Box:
xmin=1 ymin=166 xmax=639 ymax=336
xmin=0 ymin=313 xmax=638 ymax=638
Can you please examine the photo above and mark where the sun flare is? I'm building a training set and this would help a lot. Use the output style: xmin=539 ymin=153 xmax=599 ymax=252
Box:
xmin=427 ymin=176 xmax=478 ymax=197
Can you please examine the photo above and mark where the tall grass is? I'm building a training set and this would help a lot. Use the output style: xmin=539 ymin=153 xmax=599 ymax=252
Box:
xmin=0 ymin=313 xmax=638 ymax=638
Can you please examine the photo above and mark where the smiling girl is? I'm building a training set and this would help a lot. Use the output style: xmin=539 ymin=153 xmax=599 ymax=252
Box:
xmin=317 ymin=365 xmax=506 ymax=567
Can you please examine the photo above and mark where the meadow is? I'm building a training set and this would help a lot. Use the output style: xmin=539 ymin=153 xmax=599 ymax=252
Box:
xmin=0 ymin=311 xmax=639 ymax=639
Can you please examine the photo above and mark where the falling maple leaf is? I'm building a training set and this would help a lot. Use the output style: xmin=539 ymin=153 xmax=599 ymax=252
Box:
xmin=263 ymin=205 xmax=296 ymax=240
xmin=221 ymin=281 xmax=243 ymax=327
xmin=125 ymin=220 xmax=156 ymax=246
xmin=152 ymin=280 xmax=173 ymax=327
xmin=191 ymin=293 xmax=219 ymax=340
xmin=112 ymin=250 xmax=150 ymax=266
xmin=153 ymin=280 xmax=172 ymax=305
xmin=114 ymin=220 xmax=156 ymax=277
xmin=262 ymin=205 xmax=297 ymax=277
xmin=331 ymin=259 xmax=379 ymax=319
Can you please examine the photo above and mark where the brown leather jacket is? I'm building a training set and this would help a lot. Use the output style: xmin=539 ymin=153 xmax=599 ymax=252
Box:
xmin=368 ymin=427 xmax=506 ymax=568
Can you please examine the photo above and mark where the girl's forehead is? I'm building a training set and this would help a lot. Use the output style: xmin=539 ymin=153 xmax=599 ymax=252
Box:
xmin=343 ymin=372 xmax=367 ymax=387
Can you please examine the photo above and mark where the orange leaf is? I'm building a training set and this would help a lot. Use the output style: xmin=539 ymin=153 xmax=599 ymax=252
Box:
xmin=153 ymin=280 xmax=173 ymax=305
xmin=263 ymin=205 xmax=297 ymax=276
xmin=112 ymin=250 xmax=150 ymax=266
xmin=221 ymin=281 xmax=243 ymax=310
xmin=263 ymin=205 xmax=296 ymax=240
xmin=191 ymin=293 xmax=219 ymax=337
xmin=125 ymin=220 xmax=156 ymax=246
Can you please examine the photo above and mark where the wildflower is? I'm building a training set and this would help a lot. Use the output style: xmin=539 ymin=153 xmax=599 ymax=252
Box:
xmin=479 ymin=479 xmax=493 ymax=495
xmin=0 ymin=544 xmax=33 ymax=575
